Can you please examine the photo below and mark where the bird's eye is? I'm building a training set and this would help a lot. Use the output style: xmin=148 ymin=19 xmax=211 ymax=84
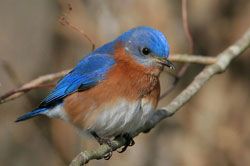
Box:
xmin=141 ymin=47 xmax=151 ymax=55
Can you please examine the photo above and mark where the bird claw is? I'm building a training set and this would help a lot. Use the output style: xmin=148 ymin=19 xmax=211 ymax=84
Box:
xmin=91 ymin=132 xmax=114 ymax=160
xmin=103 ymin=151 xmax=112 ymax=160
xmin=102 ymin=139 xmax=114 ymax=160
xmin=129 ymin=139 xmax=135 ymax=146
xmin=91 ymin=132 xmax=135 ymax=158
xmin=97 ymin=138 xmax=114 ymax=160
xmin=117 ymin=146 xmax=127 ymax=153
xmin=116 ymin=133 xmax=135 ymax=153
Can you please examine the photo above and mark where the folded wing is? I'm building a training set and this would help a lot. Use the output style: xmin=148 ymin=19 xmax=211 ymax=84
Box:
xmin=39 ymin=53 xmax=115 ymax=107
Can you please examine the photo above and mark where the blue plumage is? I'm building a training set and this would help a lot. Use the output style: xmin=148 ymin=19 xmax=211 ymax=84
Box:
xmin=40 ymin=54 xmax=115 ymax=107
xmin=117 ymin=26 xmax=170 ymax=58
xmin=15 ymin=108 xmax=48 ymax=122
xmin=16 ymin=26 xmax=172 ymax=122
xmin=16 ymin=53 xmax=115 ymax=122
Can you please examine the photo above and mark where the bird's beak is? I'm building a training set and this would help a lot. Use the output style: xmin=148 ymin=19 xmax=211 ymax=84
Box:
xmin=156 ymin=57 xmax=175 ymax=70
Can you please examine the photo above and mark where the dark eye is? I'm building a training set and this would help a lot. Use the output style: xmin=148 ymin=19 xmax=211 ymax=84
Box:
xmin=141 ymin=47 xmax=151 ymax=55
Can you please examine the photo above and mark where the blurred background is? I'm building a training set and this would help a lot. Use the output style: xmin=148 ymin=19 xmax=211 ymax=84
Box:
xmin=0 ymin=0 xmax=250 ymax=166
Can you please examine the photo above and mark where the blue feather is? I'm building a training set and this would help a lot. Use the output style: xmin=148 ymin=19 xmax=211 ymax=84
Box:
xmin=40 ymin=53 xmax=115 ymax=107
xmin=16 ymin=52 xmax=115 ymax=122
xmin=15 ymin=108 xmax=48 ymax=122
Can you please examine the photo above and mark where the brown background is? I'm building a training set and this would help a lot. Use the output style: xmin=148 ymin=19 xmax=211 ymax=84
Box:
xmin=0 ymin=0 xmax=250 ymax=166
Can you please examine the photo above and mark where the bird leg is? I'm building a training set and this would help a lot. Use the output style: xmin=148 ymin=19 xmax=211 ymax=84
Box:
xmin=116 ymin=133 xmax=135 ymax=153
xmin=90 ymin=131 xmax=113 ymax=160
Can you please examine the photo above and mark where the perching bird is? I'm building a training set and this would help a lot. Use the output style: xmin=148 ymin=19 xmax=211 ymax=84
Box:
xmin=16 ymin=26 xmax=174 ymax=159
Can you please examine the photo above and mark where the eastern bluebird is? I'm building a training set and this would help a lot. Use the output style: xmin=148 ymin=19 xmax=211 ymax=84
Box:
xmin=16 ymin=26 xmax=174 ymax=159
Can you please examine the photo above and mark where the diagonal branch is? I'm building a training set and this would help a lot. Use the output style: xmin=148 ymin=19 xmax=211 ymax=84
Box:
xmin=69 ymin=28 xmax=250 ymax=166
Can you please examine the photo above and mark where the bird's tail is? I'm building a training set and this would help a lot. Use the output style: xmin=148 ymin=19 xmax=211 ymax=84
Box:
xmin=15 ymin=108 xmax=47 ymax=122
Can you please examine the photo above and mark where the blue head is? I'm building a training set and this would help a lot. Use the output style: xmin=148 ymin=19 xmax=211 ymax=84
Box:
xmin=116 ymin=26 xmax=174 ymax=69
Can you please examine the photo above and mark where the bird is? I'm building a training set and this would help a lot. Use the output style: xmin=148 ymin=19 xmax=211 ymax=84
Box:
xmin=15 ymin=26 xmax=174 ymax=159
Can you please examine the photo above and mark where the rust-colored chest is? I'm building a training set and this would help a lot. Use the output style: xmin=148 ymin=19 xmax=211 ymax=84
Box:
xmin=64 ymin=47 xmax=161 ymax=127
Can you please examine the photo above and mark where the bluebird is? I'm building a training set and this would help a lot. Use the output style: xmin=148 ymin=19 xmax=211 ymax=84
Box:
xmin=16 ymin=26 xmax=174 ymax=159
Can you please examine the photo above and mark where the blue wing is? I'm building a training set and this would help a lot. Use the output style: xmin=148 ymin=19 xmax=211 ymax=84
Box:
xmin=39 ymin=53 xmax=115 ymax=107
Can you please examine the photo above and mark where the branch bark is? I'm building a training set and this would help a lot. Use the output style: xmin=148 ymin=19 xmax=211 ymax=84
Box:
xmin=170 ymin=54 xmax=216 ymax=64
xmin=69 ymin=28 xmax=250 ymax=166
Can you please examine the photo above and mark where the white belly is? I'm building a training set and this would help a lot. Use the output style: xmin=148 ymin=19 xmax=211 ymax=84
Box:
xmin=88 ymin=98 xmax=155 ymax=138
xmin=42 ymin=104 xmax=69 ymax=121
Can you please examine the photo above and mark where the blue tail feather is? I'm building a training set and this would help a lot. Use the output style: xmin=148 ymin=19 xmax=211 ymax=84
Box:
xmin=15 ymin=108 xmax=48 ymax=122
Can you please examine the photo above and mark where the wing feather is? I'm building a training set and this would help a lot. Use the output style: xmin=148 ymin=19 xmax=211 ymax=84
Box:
xmin=39 ymin=53 xmax=115 ymax=107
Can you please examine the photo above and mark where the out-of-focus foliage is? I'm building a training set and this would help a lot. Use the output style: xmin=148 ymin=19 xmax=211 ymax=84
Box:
xmin=0 ymin=0 xmax=250 ymax=166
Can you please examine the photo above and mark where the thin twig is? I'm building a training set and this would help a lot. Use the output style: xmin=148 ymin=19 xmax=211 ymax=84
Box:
xmin=0 ymin=83 xmax=55 ymax=101
xmin=58 ymin=3 xmax=95 ymax=51
xmin=160 ymin=0 xmax=194 ymax=99
xmin=0 ymin=70 xmax=70 ymax=104
xmin=182 ymin=0 xmax=194 ymax=53
xmin=70 ymin=28 xmax=250 ymax=166
xmin=0 ymin=55 xmax=216 ymax=105
xmin=169 ymin=54 xmax=216 ymax=64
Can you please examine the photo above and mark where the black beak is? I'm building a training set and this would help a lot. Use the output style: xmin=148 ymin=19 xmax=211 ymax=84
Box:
xmin=164 ymin=59 xmax=175 ymax=70
xmin=157 ymin=58 xmax=175 ymax=70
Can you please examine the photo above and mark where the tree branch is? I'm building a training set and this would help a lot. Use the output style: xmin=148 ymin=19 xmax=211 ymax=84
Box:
xmin=182 ymin=0 xmax=194 ymax=53
xmin=160 ymin=0 xmax=194 ymax=99
xmin=0 ymin=70 xmax=70 ymax=104
xmin=58 ymin=3 xmax=96 ymax=51
xmin=0 ymin=55 xmax=216 ymax=105
xmin=169 ymin=54 xmax=216 ymax=64
xmin=69 ymin=28 xmax=250 ymax=166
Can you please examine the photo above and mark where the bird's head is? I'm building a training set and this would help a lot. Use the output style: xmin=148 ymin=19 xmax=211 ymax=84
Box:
xmin=117 ymin=26 xmax=174 ymax=69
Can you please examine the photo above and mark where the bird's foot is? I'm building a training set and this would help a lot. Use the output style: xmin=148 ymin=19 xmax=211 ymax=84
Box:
xmin=91 ymin=132 xmax=114 ymax=160
xmin=116 ymin=133 xmax=135 ymax=153
xmin=100 ymin=139 xmax=113 ymax=160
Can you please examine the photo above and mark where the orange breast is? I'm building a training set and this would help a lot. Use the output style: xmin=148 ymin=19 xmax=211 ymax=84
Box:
xmin=64 ymin=45 xmax=161 ymax=129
